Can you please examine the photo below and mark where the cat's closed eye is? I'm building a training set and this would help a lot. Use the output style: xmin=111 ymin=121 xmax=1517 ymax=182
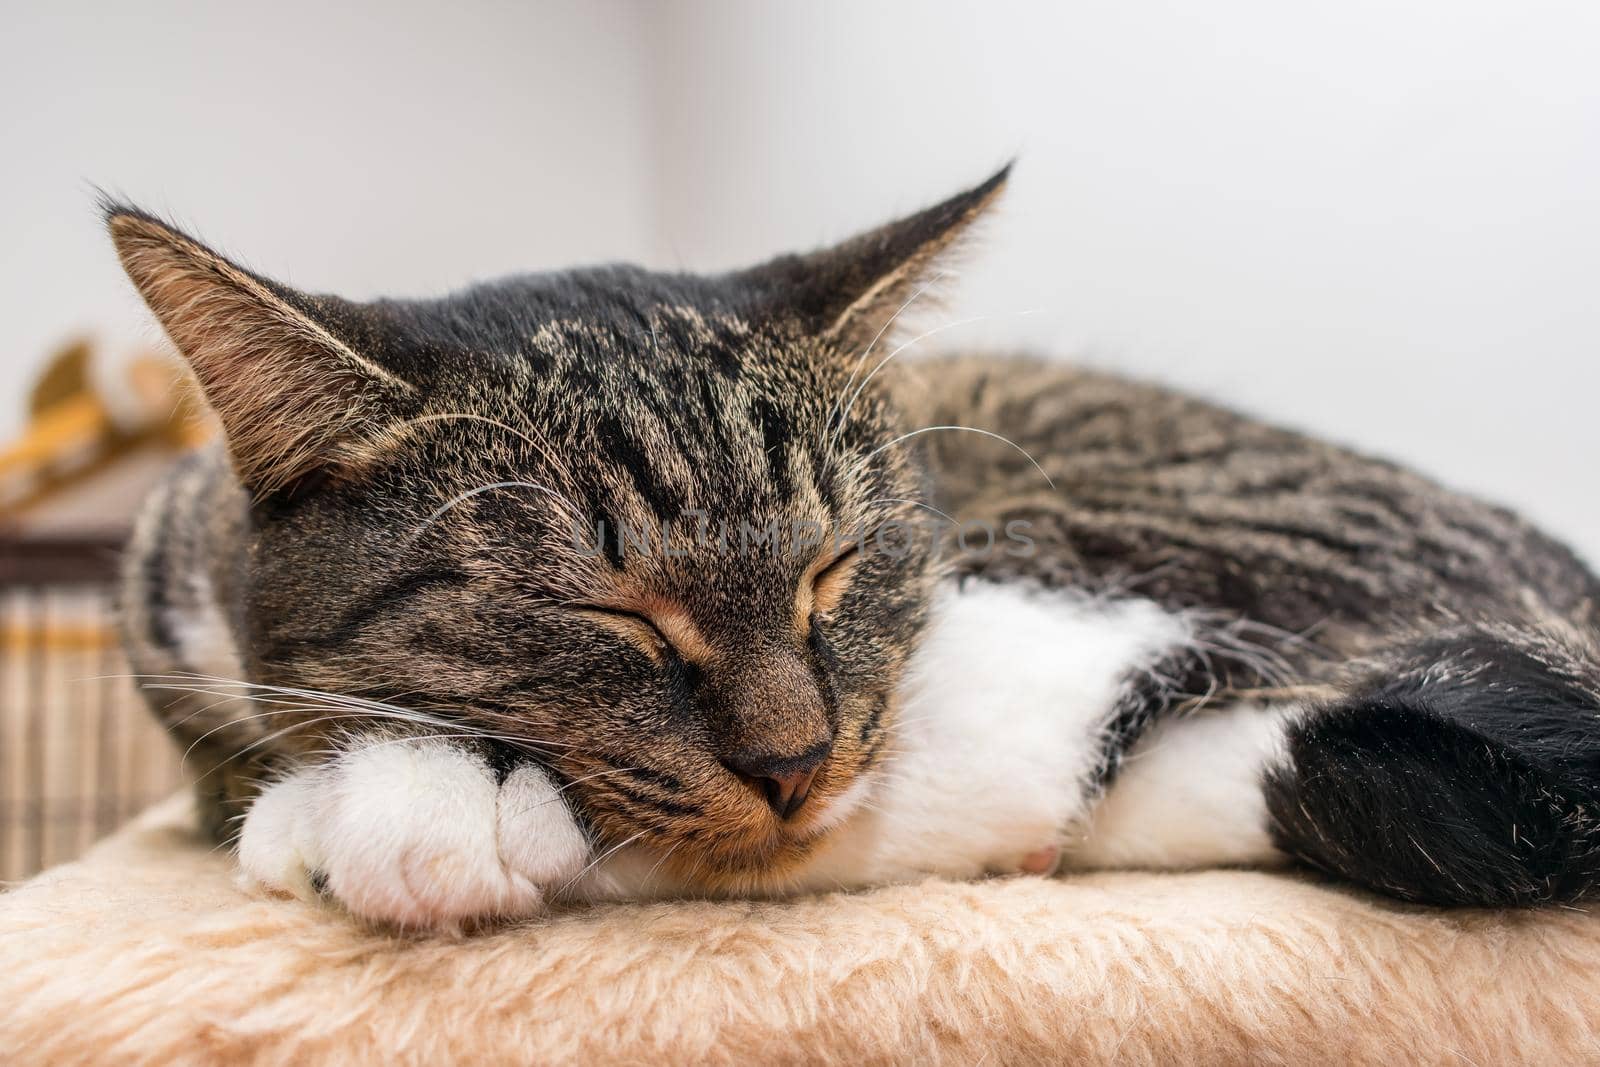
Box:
xmin=574 ymin=605 xmax=676 ymax=663
xmin=804 ymin=546 xmax=862 ymax=627
xmin=572 ymin=599 xmax=714 ymax=667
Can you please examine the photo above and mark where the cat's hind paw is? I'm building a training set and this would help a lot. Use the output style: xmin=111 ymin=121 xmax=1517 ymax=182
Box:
xmin=237 ymin=738 xmax=590 ymax=931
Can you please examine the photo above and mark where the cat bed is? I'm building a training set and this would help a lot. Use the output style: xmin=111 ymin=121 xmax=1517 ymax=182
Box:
xmin=2 ymin=796 xmax=1596 ymax=1065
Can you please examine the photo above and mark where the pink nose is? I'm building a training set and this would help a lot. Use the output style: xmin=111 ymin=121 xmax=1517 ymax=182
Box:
xmin=722 ymin=746 xmax=829 ymax=819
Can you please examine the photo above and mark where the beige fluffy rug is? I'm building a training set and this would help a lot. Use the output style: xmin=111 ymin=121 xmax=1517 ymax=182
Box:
xmin=1 ymin=796 xmax=1596 ymax=1066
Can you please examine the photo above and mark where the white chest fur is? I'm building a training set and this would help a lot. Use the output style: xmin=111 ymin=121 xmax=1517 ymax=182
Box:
xmin=791 ymin=581 xmax=1194 ymax=889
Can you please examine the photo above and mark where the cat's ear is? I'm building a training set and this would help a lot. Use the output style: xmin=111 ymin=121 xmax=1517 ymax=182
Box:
xmin=741 ymin=163 xmax=1011 ymax=355
xmin=106 ymin=206 xmax=416 ymax=498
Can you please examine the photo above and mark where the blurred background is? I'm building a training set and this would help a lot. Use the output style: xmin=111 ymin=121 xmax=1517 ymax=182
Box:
xmin=3 ymin=1 xmax=1598 ymax=878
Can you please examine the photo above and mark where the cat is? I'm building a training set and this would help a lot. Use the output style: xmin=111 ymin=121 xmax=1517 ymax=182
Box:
xmin=111 ymin=165 xmax=1600 ymax=930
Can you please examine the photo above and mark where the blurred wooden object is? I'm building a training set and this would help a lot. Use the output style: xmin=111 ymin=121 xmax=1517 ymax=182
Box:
xmin=0 ymin=339 xmax=199 ymax=884
xmin=0 ymin=564 xmax=181 ymax=884
xmin=0 ymin=338 xmax=210 ymax=524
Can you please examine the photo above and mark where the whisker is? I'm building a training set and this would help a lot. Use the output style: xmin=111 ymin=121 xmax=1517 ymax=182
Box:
xmin=822 ymin=270 xmax=950 ymax=450
xmin=140 ymin=672 xmax=572 ymax=743
xmin=641 ymin=838 xmax=684 ymax=889
xmin=137 ymin=675 xmax=580 ymax=775
xmin=185 ymin=713 xmax=369 ymax=782
xmin=851 ymin=425 xmax=1056 ymax=492
xmin=393 ymin=411 xmax=578 ymax=489
xmin=829 ymin=309 xmax=1041 ymax=452
xmin=499 ymin=766 xmax=645 ymax=822
xmin=560 ymin=829 xmax=649 ymax=896
xmin=178 ymin=705 xmax=343 ymax=763
xmin=329 ymin=731 xmax=552 ymax=757
xmin=863 ymin=495 xmax=960 ymax=528
xmin=148 ymin=681 xmax=463 ymax=733
xmin=394 ymin=412 xmax=543 ymax=455
xmin=406 ymin=480 xmax=579 ymax=544
xmin=551 ymin=766 xmax=640 ymax=797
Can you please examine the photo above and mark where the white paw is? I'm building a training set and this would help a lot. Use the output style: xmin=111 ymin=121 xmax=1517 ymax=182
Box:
xmin=237 ymin=739 xmax=591 ymax=930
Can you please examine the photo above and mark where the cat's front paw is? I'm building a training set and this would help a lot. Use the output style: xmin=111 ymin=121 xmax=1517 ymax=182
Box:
xmin=237 ymin=738 xmax=591 ymax=930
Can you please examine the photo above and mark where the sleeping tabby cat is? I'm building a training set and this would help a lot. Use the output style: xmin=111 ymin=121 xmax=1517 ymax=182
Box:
xmin=111 ymin=167 xmax=1600 ymax=929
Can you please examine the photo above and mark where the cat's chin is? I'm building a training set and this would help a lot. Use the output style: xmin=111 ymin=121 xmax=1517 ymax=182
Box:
xmin=580 ymin=768 xmax=881 ymax=900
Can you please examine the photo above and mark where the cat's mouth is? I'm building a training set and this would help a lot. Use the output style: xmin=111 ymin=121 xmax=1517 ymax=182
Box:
xmin=558 ymin=686 xmax=898 ymax=891
xmin=576 ymin=756 xmax=880 ymax=892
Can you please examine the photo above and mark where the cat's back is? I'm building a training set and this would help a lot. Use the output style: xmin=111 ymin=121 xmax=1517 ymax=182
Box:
xmin=899 ymin=352 xmax=1600 ymax=632
xmin=899 ymin=352 xmax=1357 ymax=469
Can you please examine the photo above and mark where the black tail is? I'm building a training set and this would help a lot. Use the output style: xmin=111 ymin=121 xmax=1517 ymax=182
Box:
xmin=1264 ymin=627 xmax=1600 ymax=906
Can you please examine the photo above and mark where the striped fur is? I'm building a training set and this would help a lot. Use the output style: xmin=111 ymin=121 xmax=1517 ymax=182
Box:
xmin=114 ymin=167 xmax=1600 ymax=912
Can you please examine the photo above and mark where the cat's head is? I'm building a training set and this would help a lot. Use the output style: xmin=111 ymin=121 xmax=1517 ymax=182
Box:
xmin=108 ymin=167 xmax=1007 ymax=890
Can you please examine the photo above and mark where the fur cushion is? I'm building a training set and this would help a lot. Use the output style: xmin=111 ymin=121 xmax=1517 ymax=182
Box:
xmin=2 ymin=796 xmax=1596 ymax=1065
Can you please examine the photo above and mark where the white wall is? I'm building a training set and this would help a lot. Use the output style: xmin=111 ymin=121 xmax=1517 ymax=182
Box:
xmin=8 ymin=2 xmax=1600 ymax=561
xmin=2 ymin=0 xmax=653 ymax=437
xmin=641 ymin=1 xmax=1600 ymax=561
